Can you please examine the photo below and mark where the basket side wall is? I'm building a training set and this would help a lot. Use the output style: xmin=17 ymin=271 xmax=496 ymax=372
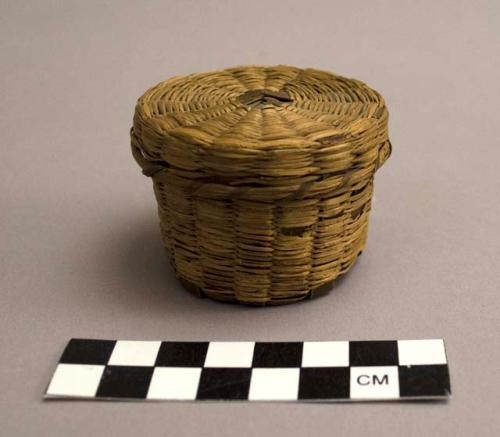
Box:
xmin=152 ymin=171 xmax=373 ymax=305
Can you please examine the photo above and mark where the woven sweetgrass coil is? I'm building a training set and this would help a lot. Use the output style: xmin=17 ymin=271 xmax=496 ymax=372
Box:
xmin=131 ymin=65 xmax=391 ymax=305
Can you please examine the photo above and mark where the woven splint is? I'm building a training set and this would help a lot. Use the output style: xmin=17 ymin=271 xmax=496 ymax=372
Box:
xmin=131 ymin=65 xmax=391 ymax=305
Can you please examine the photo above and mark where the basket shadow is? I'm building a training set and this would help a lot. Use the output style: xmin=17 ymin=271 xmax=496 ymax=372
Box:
xmin=95 ymin=213 xmax=211 ymax=315
xmin=91 ymin=212 xmax=269 ymax=316
xmin=91 ymin=212 xmax=348 ymax=315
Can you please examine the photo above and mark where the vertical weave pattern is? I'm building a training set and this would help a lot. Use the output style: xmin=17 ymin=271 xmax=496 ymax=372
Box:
xmin=131 ymin=65 xmax=391 ymax=305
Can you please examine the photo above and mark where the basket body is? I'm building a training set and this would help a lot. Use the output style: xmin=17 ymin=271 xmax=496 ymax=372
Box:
xmin=131 ymin=65 xmax=391 ymax=305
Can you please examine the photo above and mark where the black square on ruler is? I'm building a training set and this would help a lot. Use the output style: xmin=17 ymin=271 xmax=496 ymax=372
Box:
xmin=299 ymin=367 xmax=350 ymax=399
xmin=349 ymin=341 xmax=398 ymax=366
xmin=155 ymin=341 xmax=209 ymax=367
xmin=252 ymin=342 xmax=303 ymax=367
xmin=399 ymin=365 xmax=451 ymax=397
xmin=60 ymin=339 xmax=116 ymax=365
xmin=197 ymin=368 xmax=251 ymax=400
xmin=96 ymin=366 xmax=154 ymax=399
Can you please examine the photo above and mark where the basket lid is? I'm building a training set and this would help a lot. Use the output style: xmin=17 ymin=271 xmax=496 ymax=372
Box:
xmin=131 ymin=65 xmax=390 ymax=178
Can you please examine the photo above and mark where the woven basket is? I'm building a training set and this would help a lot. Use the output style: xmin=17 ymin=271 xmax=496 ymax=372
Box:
xmin=131 ymin=65 xmax=391 ymax=305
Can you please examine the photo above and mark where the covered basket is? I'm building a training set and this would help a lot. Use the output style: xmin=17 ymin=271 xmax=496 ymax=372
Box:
xmin=131 ymin=65 xmax=391 ymax=305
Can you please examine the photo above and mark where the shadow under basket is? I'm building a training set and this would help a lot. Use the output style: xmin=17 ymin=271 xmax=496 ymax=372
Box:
xmin=131 ymin=65 xmax=391 ymax=305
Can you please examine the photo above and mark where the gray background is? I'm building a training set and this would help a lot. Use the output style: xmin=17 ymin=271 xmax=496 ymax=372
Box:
xmin=1 ymin=0 xmax=499 ymax=435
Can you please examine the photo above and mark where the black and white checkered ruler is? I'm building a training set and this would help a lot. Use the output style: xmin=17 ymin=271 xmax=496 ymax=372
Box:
xmin=45 ymin=339 xmax=450 ymax=402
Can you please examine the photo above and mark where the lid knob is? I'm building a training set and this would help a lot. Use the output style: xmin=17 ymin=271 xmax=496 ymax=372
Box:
xmin=238 ymin=89 xmax=293 ymax=107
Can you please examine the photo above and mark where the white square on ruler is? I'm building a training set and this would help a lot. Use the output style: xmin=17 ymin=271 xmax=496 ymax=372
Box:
xmin=397 ymin=339 xmax=447 ymax=365
xmin=108 ymin=340 xmax=161 ymax=366
xmin=147 ymin=367 xmax=201 ymax=400
xmin=46 ymin=364 xmax=104 ymax=397
xmin=204 ymin=342 xmax=255 ymax=368
xmin=249 ymin=368 xmax=300 ymax=401
xmin=301 ymin=341 xmax=349 ymax=367
xmin=350 ymin=366 xmax=399 ymax=400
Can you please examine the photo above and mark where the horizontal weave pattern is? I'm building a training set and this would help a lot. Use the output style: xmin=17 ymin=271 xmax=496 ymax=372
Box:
xmin=131 ymin=65 xmax=391 ymax=305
